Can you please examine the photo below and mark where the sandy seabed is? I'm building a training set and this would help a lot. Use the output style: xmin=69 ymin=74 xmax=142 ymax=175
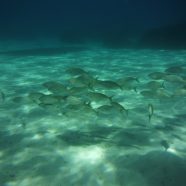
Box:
xmin=0 ymin=41 xmax=186 ymax=186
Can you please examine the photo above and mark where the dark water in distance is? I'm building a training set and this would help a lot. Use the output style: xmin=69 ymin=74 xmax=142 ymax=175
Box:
xmin=0 ymin=0 xmax=186 ymax=49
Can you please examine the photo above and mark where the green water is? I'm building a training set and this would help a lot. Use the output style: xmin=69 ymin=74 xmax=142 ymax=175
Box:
xmin=0 ymin=43 xmax=186 ymax=186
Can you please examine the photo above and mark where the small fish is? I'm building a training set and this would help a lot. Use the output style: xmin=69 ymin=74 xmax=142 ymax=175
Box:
xmin=65 ymin=95 xmax=84 ymax=105
xmin=156 ymin=89 xmax=172 ymax=99
xmin=163 ymin=74 xmax=185 ymax=83
xmin=42 ymin=81 xmax=69 ymax=96
xmin=173 ymin=89 xmax=186 ymax=97
xmin=165 ymin=66 xmax=183 ymax=74
xmin=28 ymin=92 xmax=45 ymax=104
xmin=39 ymin=94 xmax=60 ymax=105
xmin=148 ymin=103 xmax=154 ymax=122
xmin=12 ymin=96 xmax=23 ymax=103
xmin=148 ymin=72 xmax=167 ymax=80
xmin=69 ymin=74 xmax=95 ymax=88
xmin=94 ymin=79 xmax=122 ymax=90
xmin=145 ymin=81 xmax=165 ymax=90
xmin=69 ymin=86 xmax=89 ymax=96
xmin=65 ymin=67 xmax=88 ymax=76
xmin=117 ymin=76 xmax=139 ymax=92
xmin=140 ymin=90 xmax=157 ymax=98
xmin=96 ymin=105 xmax=114 ymax=114
xmin=87 ymin=92 xmax=112 ymax=103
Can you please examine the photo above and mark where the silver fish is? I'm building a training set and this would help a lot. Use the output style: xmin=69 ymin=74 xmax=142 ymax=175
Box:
xmin=94 ymin=79 xmax=122 ymax=90
xmin=43 ymin=81 xmax=69 ymax=96
xmin=39 ymin=94 xmax=60 ymax=105
xmin=86 ymin=92 xmax=112 ymax=104
xmin=69 ymin=74 xmax=95 ymax=88
xmin=111 ymin=101 xmax=128 ymax=116
xmin=28 ymin=92 xmax=45 ymax=104
xmin=165 ymin=66 xmax=183 ymax=74
xmin=145 ymin=81 xmax=165 ymax=90
xmin=117 ymin=76 xmax=139 ymax=91
xmin=148 ymin=72 xmax=167 ymax=80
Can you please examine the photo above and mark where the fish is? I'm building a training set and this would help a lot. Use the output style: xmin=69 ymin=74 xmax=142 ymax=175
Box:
xmin=65 ymin=95 xmax=85 ymax=105
xmin=39 ymin=94 xmax=60 ymax=105
xmin=148 ymin=72 xmax=167 ymax=80
xmin=124 ymin=76 xmax=140 ymax=83
xmin=65 ymin=67 xmax=89 ymax=76
xmin=28 ymin=92 xmax=45 ymax=104
xmin=63 ymin=101 xmax=97 ymax=117
xmin=111 ymin=101 xmax=128 ymax=116
xmin=68 ymin=74 xmax=95 ymax=88
xmin=117 ymin=76 xmax=139 ymax=84
xmin=12 ymin=96 xmax=27 ymax=104
xmin=163 ymin=74 xmax=186 ymax=84
xmin=173 ymin=88 xmax=186 ymax=97
xmin=140 ymin=89 xmax=171 ymax=99
xmin=165 ymin=66 xmax=184 ymax=74
xmin=69 ymin=86 xmax=89 ymax=96
xmin=96 ymin=105 xmax=115 ymax=114
xmin=117 ymin=76 xmax=139 ymax=92
xmin=43 ymin=81 xmax=64 ymax=89
xmin=148 ymin=103 xmax=154 ymax=123
xmin=38 ymin=102 xmax=61 ymax=113
xmin=79 ymin=102 xmax=98 ymax=116
xmin=42 ymin=81 xmax=69 ymax=96
xmin=155 ymin=89 xmax=172 ymax=98
xmin=140 ymin=90 xmax=157 ymax=98
xmin=144 ymin=81 xmax=165 ymax=90
xmin=93 ymin=79 xmax=122 ymax=90
xmin=86 ymin=92 xmax=112 ymax=105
